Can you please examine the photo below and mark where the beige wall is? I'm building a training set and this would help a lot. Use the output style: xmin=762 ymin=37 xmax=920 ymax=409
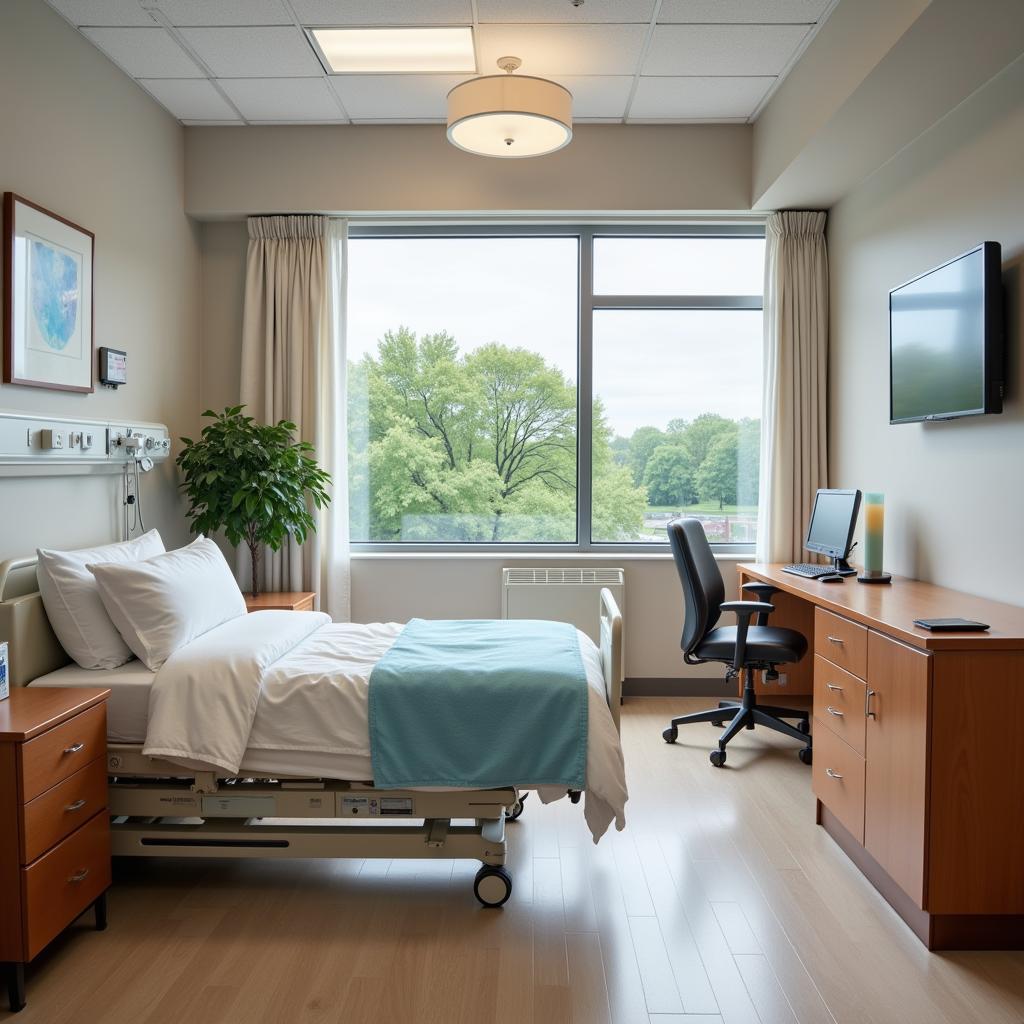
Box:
xmin=0 ymin=0 xmax=199 ymax=559
xmin=185 ymin=123 xmax=752 ymax=218
xmin=828 ymin=56 xmax=1024 ymax=605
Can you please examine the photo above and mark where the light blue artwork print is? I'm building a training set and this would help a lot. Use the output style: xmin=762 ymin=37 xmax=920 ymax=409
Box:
xmin=29 ymin=239 xmax=80 ymax=353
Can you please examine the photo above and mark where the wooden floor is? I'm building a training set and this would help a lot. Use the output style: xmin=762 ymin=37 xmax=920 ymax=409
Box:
xmin=9 ymin=697 xmax=1024 ymax=1024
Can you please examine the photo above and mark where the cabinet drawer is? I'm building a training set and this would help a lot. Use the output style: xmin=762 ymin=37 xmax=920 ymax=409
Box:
xmin=19 ymin=704 xmax=106 ymax=802
xmin=813 ymin=656 xmax=866 ymax=755
xmin=812 ymin=722 xmax=865 ymax=844
xmin=21 ymin=757 xmax=108 ymax=864
xmin=22 ymin=810 xmax=110 ymax=960
xmin=814 ymin=608 xmax=867 ymax=679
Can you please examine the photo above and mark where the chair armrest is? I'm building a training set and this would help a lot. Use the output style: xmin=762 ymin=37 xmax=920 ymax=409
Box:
xmin=741 ymin=582 xmax=780 ymax=625
xmin=719 ymin=600 xmax=774 ymax=670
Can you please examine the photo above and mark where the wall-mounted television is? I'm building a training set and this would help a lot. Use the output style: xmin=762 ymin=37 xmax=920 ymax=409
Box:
xmin=889 ymin=241 xmax=1003 ymax=424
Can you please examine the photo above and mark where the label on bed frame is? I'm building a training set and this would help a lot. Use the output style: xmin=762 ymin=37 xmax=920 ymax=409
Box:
xmin=201 ymin=795 xmax=277 ymax=818
xmin=340 ymin=795 xmax=415 ymax=817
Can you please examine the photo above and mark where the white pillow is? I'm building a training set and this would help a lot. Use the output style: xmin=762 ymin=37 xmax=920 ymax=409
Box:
xmin=89 ymin=536 xmax=247 ymax=671
xmin=37 ymin=530 xmax=166 ymax=670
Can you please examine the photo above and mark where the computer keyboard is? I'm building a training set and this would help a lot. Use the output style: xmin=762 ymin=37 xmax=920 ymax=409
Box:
xmin=783 ymin=562 xmax=838 ymax=579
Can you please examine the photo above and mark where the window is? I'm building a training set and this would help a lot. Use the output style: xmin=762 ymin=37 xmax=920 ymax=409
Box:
xmin=347 ymin=228 xmax=764 ymax=549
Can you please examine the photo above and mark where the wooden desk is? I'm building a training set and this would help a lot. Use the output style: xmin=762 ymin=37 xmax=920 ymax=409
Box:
xmin=738 ymin=563 xmax=1024 ymax=950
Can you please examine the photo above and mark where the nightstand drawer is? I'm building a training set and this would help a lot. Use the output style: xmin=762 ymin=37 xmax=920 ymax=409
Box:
xmin=21 ymin=757 xmax=108 ymax=864
xmin=813 ymin=656 xmax=866 ymax=755
xmin=812 ymin=722 xmax=865 ymax=844
xmin=22 ymin=811 xmax=110 ymax=960
xmin=814 ymin=608 xmax=867 ymax=679
xmin=20 ymin=704 xmax=106 ymax=802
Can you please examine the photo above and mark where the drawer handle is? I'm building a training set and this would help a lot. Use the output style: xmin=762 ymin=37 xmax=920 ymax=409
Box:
xmin=826 ymin=635 xmax=845 ymax=645
xmin=63 ymin=742 xmax=85 ymax=755
xmin=865 ymin=688 xmax=877 ymax=719
xmin=65 ymin=799 xmax=87 ymax=812
xmin=826 ymin=683 xmax=843 ymax=692
xmin=825 ymin=768 xmax=844 ymax=780
xmin=826 ymin=705 xmax=844 ymax=718
xmin=68 ymin=868 xmax=90 ymax=883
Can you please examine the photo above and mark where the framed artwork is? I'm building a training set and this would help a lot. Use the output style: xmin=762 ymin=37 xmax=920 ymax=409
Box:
xmin=3 ymin=192 xmax=94 ymax=392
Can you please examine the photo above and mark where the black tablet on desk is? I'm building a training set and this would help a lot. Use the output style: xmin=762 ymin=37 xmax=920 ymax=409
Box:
xmin=913 ymin=618 xmax=990 ymax=632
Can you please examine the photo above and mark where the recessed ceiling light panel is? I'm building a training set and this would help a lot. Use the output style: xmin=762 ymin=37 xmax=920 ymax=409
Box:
xmin=310 ymin=27 xmax=477 ymax=74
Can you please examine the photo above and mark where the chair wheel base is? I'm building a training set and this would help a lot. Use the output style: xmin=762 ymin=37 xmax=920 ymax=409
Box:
xmin=710 ymin=749 xmax=726 ymax=767
xmin=798 ymin=746 xmax=813 ymax=765
xmin=663 ymin=727 xmax=678 ymax=744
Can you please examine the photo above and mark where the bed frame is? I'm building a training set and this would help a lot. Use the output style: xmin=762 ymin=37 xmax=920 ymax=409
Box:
xmin=0 ymin=556 xmax=623 ymax=906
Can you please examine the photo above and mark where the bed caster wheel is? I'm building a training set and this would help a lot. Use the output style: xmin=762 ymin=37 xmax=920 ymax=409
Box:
xmin=797 ymin=719 xmax=810 ymax=735
xmin=662 ymin=727 xmax=678 ymax=744
xmin=799 ymin=746 xmax=813 ymax=765
xmin=474 ymin=865 xmax=512 ymax=908
xmin=505 ymin=793 xmax=527 ymax=821
xmin=710 ymin=749 xmax=726 ymax=768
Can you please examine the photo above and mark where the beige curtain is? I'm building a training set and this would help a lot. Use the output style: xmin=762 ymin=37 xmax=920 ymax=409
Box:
xmin=757 ymin=211 xmax=829 ymax=563
xmin=240 ymin=215 xmax=350 ymax=619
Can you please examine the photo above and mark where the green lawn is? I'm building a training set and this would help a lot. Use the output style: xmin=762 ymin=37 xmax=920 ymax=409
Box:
xmin=646 ymin=502 xmax=758 ymax=516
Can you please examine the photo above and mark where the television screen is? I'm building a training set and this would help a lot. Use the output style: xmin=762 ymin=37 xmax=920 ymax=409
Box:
xmin=889 ymin=242 xmax=1002 ymax=423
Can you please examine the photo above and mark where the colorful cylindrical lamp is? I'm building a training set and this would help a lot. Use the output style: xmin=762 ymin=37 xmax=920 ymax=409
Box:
xmin=858 ymin=493 xmax=892 ymax=583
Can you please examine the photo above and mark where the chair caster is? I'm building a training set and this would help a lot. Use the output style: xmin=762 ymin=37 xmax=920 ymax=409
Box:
xmin=798 ymin=746 xmax=813 ymax=765
xmin=710 ymin=749 xmax=726 ymax=768
xmin=663 ymin=727 xmax=678 ymax=744
xmin=798 ymin=719 xmax=810 ymax=735
xmin=711 ymin=720 xmax=724 ymax=728
xmin=504 ymin=793 xmax=527 ymax=821
xmin=474 ymin=865 xmax=513 ymax=908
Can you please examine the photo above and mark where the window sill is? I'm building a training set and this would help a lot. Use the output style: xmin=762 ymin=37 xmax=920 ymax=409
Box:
xmin=350 ymin=550 xmax=751 ymax=562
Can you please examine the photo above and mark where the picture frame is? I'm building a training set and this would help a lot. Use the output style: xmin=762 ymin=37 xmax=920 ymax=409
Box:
xmin=3 ymin=192 xmax=94 ymax=393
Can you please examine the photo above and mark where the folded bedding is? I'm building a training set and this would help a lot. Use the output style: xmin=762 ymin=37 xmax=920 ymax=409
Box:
xmin=142 ymin=613 xmax=627 ymax=841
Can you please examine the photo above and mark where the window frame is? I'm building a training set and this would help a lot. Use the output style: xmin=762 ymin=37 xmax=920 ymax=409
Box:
xmin=347 ymin=221 xmax=766 ymax=554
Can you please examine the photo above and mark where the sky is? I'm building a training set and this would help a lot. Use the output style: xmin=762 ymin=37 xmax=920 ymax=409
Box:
xmin=347 ymin=235 xmax=764 ymax=437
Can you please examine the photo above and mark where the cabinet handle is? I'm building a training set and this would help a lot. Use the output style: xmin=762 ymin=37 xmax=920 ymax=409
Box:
xmin=825 ymin=768 xmax=844 ymax=780
xmin=63 ymin=742 xmax=85 ymax=754
xmin=68 ymin=868 xmax=90 ymax=883
xmin=826 ymin=705 xmax=844 ymax=717
xmin=65 ymin=799 xmax=87 ymax=812
xmin=826 ymin=635 xmax=845 ymax=645
xmin=826 ymin=683 xmax=843 ymax=692
xmin=865 ymin=689 xmax=877 ymax=719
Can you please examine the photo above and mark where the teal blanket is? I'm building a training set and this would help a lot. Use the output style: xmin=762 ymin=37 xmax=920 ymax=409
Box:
xmin=368 ymin=618 xmax=588 ymax=789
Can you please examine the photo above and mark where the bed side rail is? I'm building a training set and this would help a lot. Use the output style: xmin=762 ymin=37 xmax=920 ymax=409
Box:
xmin=599 ymin=587 xmax=623 ymax=732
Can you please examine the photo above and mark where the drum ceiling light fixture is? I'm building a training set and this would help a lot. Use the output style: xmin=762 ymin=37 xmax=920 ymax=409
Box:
xmin=446 ymin=57 xmax=573 ymax=159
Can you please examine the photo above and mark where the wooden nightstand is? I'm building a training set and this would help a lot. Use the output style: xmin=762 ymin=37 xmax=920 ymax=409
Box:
xmin=245 ymin=592 xmax=316 ymax=612
xmin=1 ymin=687 xmax=111 ymax=1013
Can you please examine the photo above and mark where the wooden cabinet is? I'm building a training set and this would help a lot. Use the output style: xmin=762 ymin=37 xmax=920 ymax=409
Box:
xmin=863 ymin=632 xmax=929 ymax=906
xmin=244 ymin=591 xmax=316 ymax=612
xmin=0 ymin=687 xmax=111 ymax=1012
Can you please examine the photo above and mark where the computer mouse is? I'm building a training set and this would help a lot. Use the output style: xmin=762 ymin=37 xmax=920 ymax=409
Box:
xmin=820 ymin=574 xmax=844 ymax=583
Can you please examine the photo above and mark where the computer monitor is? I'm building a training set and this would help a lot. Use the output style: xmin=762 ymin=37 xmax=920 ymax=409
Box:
xmin=805 ymin=489 xmax=862 ymax=565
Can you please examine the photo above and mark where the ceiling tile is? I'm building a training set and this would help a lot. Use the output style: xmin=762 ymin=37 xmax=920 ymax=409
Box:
xmin=477 ymin=0 xmax=655 ymax=23
xmin=644 ymin=23 xmax=810 ymax=76
xmin=476 ymin=24 xmax=647 ymax=76
xmin=330 ymin=75 xmax=470 ymax=119
xmin=139 ymin=78 xmax=239 ymax=119
xmin=629 ymin=75 xmax=774 ymax=119
xmin=658 ymin=0 xmax=832 ymax=23
xmin=179 ymin=26 xmax=324 ymax=77
xmin=158 ymin=0 xmax=293 ymax=26
xmin=289 ymin=0 xmax=473 ymax=25
xmin=560 ymin=76 xmax=633 ymax=118
xmin=80 ymin=27 xmax=203 ymax=77
xmin=218 ymin=77 xmax=344 ymax=120
xmin=45 ymin=0 xmax=157 ymax=27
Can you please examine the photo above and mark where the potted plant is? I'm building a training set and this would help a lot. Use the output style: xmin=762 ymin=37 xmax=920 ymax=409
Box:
xmin=176 ymin=406 xmax=331 ymax=597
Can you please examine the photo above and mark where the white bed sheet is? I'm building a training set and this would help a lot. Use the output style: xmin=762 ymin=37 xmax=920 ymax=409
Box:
xmin=30 ymin=659 xmax=155 ymax=743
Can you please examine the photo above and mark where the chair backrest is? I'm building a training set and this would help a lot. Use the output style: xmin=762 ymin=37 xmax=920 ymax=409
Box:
xmin=667 ymin=518 xmax=725 ymax=658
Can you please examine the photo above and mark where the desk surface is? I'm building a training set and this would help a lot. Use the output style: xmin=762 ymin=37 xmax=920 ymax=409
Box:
xmin=738 ymin=563 xmax=1024 ymax=651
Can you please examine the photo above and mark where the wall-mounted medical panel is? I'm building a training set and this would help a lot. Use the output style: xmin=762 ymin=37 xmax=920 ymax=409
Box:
xmin=0 ymin=411 xmax=171 ymax=477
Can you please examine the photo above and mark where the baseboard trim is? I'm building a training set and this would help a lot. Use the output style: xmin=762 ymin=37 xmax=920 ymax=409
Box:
xmin=623 ymin=677 xmax=733 ymax=697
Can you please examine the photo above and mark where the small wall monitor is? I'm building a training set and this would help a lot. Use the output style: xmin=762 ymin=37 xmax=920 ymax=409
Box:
xmin=889 ymin=242 xmax=1003 ymax=423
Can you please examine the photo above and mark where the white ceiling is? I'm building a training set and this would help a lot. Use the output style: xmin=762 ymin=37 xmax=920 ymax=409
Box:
xmin=47 ymin=0 xmax=839 ymax=126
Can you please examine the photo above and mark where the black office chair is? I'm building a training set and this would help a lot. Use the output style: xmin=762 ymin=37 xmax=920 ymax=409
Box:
xmin=663 ymin=518 xmax=813 ymax=768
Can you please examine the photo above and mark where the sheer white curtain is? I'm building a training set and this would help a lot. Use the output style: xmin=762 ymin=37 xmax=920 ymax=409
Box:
xmin=757 ymin=211 xmax=829 ymax=563
xmin=239 ymin=215 xmax=350 ymax=619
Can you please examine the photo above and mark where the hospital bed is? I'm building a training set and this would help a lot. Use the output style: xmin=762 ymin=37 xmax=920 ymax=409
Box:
xmin=0 ymin=556 xmax=623 ymax=907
